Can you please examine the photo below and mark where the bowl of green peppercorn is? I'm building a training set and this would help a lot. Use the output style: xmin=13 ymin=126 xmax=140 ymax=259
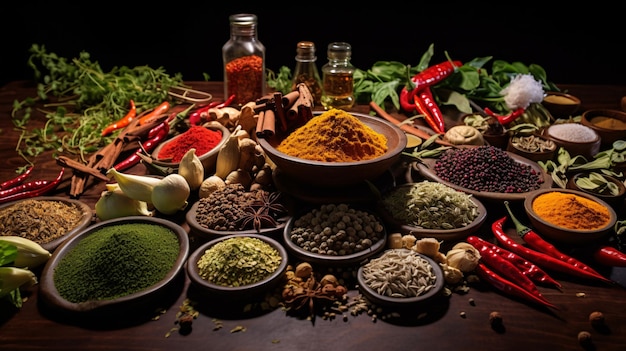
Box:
xmin=38 ymin=216 xmax=189 ymax=320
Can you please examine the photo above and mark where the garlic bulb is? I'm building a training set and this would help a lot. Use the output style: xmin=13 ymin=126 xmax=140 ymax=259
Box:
xmin=151 ymin=174 xmax=190 ymax=215
xmin=412 ymin=237 xmax=441 ymax=258
xmin=446 ymin=242 xmax=481 ymax=273
xmin=440 ymin=263 xmax=464 ymax=285
xmin=178 ymin=148 xmax=204 ymax=191
xmin=95 ymin=189 xmax=154 ymax=221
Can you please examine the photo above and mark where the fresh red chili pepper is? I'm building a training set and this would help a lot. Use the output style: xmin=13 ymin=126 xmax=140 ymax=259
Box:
xmin=138 ymin=101 xmax=171 ymax=125
xmin=113 ymin=121 xmax=170 ymax=172
xmin=0 ymin=166 xmax=33 ymax=190
xmin=474 ymin=262 xmax=558 ymax=309
xmin=0 ymin=179 xmax=52 ymax=199
xmin=592 ymin=246 xmax=626 ymax=267
xmin=188 ymin=94 xmax=236 ymax=125
xmin=0 ymin=168 xmax=65 ymax=204
xmin=504 ymin=201 xmax=608 ymax=281
xmin=491 ymin=216 xmax=612 ymax=284
xmin=399 ymin=88 xmax=416 ymax=113
xmin=467 ymin=236 xmax=561 ymax=290
xmin=410 ymin=60 xmax=463 ymax=92
xmin=484 ymin=107 xmax=525 ymax=125
xmin=467 ymin=236 xmax=550 ymax=304
xmin=413 ymin=87 xmax=445 ymax=134
xmin=101 ymin=100 xmax=137 ymax=136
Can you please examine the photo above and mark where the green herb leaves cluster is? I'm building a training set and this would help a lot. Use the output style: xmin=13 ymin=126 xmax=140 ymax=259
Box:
xmin=11 ymin=44 xmax=184 ymax=166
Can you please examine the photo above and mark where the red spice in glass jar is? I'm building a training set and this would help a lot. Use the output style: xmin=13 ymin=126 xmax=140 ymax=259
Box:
xmin=226 ymin=55 xmax=264 ymax=105
xmin=157 ymin=126 xmax=223 ymax=163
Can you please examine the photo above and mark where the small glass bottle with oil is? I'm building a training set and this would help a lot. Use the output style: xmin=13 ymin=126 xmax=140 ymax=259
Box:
xmin=321 ymin=42 xmax=355 ymax=110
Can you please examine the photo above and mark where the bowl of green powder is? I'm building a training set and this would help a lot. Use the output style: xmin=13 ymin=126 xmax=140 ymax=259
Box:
xmin=187 ymin=234 xmax=288 ymax=301
xmin=38 ymin=216 xmax=189 ymax=319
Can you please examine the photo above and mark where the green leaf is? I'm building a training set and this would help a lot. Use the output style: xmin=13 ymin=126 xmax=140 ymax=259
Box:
xmin=0 ymin=242 xmax=18 ymax=266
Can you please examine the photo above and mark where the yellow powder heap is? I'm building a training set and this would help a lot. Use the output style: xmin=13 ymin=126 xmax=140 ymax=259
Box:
xmin=276 ymin=108 xmax=388 ymax=162
xmin=532 ymin=191 xmax=611 ymax=230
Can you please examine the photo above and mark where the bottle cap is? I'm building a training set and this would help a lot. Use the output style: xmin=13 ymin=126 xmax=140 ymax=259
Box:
xmin=327 ymin=42 xmax=351 ymax=60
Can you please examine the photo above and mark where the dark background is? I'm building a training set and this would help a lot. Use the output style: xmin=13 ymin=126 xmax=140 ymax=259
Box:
xmin=1 ymin=3 xmax=625 ymax=88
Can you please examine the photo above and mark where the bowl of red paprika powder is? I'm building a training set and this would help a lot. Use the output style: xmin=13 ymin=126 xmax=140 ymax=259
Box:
xmin=151 ymin=122 xmax=230 ymax=174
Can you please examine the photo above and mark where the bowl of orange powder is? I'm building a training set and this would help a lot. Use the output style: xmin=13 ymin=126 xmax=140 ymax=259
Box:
xmin=523 ymin=188 xmax=617 ymax=245
xmin=151 ymin=122 xmax=230 ymax=173
xmin=257 ymin=109 xmax=407 ymax=187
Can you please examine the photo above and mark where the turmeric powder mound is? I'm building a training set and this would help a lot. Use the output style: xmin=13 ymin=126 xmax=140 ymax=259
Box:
xmin=276 ymin=109 xmax=388 ymax=162
xmin=532 ymin=192 xmax=611 ymax=230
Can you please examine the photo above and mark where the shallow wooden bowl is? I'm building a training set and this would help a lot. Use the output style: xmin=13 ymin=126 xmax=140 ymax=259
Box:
xmin=0 ymin=196 xmax=93 ymax=253
xmin=545 ymin=123 xmax=601 ymax=160
xmin=566 ymin=172 xmax=626 ymax=210
xmin=150 ymin=123 xmax=230 ymax=174
xmin=541 ymin=91 xmax=581 ymax=118
xmin=257 ymin=111 xmax=407 ymax=187
xmin=580 ymin=109 xmax=626 ymax=148
xmin=186 ymin=233 xmax=288 ymax=301
xmin=38 ymin=216 xmax=189 ymax=318
xmin=357 ymin=249 xmax=444 ymax=308
xmin=506 ymin=134 xmax=556 ymax=163
xmin=524 ymin=188 xmax=617 ymax=245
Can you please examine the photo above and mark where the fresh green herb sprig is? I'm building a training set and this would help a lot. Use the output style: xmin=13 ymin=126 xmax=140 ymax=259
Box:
xmin=11 ymin=44 xmax=184 ymax=167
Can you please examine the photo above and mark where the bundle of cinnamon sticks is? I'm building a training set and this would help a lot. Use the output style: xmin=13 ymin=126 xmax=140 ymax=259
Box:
xmin=255 ymin=83 xmax=314 ymax=138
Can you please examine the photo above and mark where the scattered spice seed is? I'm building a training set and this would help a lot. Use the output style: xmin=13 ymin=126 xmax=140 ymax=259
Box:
xmin=589 ymin=311 xmax=605 ymax=327
xmin=489 ymin=311 xmax=503 ymax=328
xmin=577 ymin=331 xmax=593 ymax=347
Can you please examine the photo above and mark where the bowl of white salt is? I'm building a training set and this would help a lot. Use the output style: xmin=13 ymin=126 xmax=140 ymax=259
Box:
xmin=545 ymin=122 xmax=601 ymax=160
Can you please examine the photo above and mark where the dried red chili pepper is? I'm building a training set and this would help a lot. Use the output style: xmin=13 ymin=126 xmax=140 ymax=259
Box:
xmin=226 ymin=55 xmax=264 ymax=105
xmin=188 ymin=94 xmax=236 ymax=125
xmin=113 ymin=121 xmax=170 ymax=172
xmin=467 ymin=236 xmax=561 ymax=290
xmin=504 ymin=201 xmax=608 ymax=281
xmin=101 ymin=100 xmax=137 ymax=136
xmin=592 ymin=246 xmax=626 ymax=267
xmin=413 ymin=87 xmax=445 ymax=134
xmin=0 ymin=168 xmax=65 ymax=204
xmin=474 ymin=262 xmax=558 ymax=310
xmin=138 ymin=101 xmax=171 ymax=125
xmin=491 ymin=216 xmax=612 ymax=284
xmin=467 ymin=236 xmax=550 ymax=304
xmin=484 ymin=107 xmax=525 ymax=125
xmin=0 ymin=166 xmax=33 ymax=190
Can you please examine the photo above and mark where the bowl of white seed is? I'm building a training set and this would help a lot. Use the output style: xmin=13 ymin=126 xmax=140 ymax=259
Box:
xmin=357 ymin=249 xmax=444 ymax=307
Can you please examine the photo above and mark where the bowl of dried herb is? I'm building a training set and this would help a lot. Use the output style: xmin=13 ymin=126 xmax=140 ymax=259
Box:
xmin=186 ymin=233 xmax=288 ymax=300
xmin=0 ymin=196 xmax=93 ymax=253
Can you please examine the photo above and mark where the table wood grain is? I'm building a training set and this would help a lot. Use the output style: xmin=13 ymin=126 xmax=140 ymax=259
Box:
xmin=1 ymin=80 xmax=626 ymax=351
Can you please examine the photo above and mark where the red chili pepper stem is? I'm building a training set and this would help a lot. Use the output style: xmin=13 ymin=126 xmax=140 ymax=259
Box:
xmin=491 ymin=216 xmax=613 ymax=284
xmin=475 ymin=263 xmax=558 ymax=310
xmin=504 ymin=201 xmax=607 ymax=280
xmin=592 ymin=246 xmax=626 ymax=267
xmin=0 ymin=166 xmax=33 ymax=190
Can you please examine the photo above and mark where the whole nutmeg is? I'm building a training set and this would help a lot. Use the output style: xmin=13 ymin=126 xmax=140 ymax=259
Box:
xmin=589 ymin=311 xmax=605 ymax=327
xmin=577 ymin=331 xmax=592 ymax=346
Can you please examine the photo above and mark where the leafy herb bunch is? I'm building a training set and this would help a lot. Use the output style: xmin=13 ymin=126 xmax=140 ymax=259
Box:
xmin=11 ymin=44 xmax=184 ymax=167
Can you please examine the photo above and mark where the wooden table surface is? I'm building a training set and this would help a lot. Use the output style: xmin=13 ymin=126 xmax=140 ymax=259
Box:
xmin=1 ymin=80 xmax=626 ymax=351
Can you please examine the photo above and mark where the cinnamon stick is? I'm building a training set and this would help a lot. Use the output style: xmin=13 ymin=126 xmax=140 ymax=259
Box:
xmin=369 ymin=101 xmax=453 ymax=147
xmin=262 ymin=109 xmax=276 ymax=137
xmin=274 ymin=92 xmax=288 ymax=132
xmin=256 ymin=110 xmax=266 ymax=138
xmin=288 ymin=83 xmax=314 ymax=120
xmin=56 ymin=156 xmax=109 ymax=182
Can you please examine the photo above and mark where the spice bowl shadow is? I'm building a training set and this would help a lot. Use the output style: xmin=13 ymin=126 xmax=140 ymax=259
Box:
xmin=150 ymin=122 xmax=230 ymax=174
xmin=523 ymin=188 xmax=617 ymax=246
xmin=257 ymin=111 xmax=407 ymax=187
xmin=186 ymin=233 xmax=288 ymax=301
xmin=356 ymin=249 xmax=445 ymax=308
xmin=0 ymin=196 xmax=94 ymax=253
xmin=38 ymin=216 xmax=190 ymax=318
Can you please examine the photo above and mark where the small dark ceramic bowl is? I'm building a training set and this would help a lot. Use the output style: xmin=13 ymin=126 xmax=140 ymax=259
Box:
xmin=357 ymin=249 xmax=444 ymax=308
xmin=185 ymin=199 xmax=289 ymax=242
xmin=566 ymin=172 xmax=626 ymax=210
xmin=541 ymin=91 xmax=581 ymax=118
xmin=186 ymin=233 xmax=288 ymax=300
xmin=257 ymin=111 xmax=407 ymax=187
xmin=377 ymin=183 xmax=488 ymax=242
xmin=0 ymin=196 xmax=93 ymax=253
xmin=150 ymin=122 xmax=230 ymax=173
xmin=580 ymin=109 xmax=626 ymax=148
xmin=545 ymin=123 xmax=601 ymax=160
xmin=38 ymin=216 xmax=189 ymax=317
xmin=524 ymin=188 xmax=617 ymax=245
xmin=506 ymin=134 xmax=557 ymax=163
xmin=283 ymin=205 xmax=387 ymax=267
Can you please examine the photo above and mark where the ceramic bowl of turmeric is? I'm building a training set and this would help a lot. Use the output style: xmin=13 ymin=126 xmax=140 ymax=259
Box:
xmin=581 ymin=109 xmax=626 ymax=148
xmin=523 ymin=188 xmax=617 ymax=245
xmin=257 ymin=109 xmax=407 ymax=187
